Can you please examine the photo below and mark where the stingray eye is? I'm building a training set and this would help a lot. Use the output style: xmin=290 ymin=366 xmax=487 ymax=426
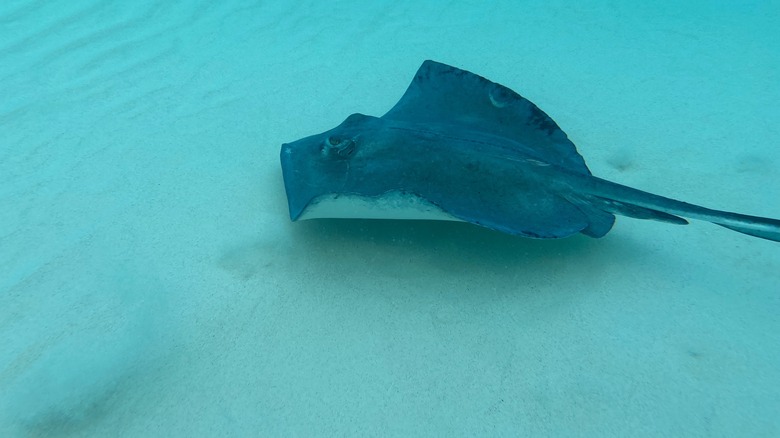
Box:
xmin=322 ymin=136 xmax=356 ymax=159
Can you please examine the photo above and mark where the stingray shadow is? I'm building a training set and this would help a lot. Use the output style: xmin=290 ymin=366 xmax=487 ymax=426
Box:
xmin=291 ymin=218 xmax=646 ymax=279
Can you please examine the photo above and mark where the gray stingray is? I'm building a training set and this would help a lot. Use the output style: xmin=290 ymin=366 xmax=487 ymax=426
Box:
xmin=280 ymin=60 xmax=780 ymax=242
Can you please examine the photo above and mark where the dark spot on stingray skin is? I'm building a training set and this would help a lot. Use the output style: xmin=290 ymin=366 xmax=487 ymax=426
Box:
xmin=528 ymin=104 xmax=558 ymax=135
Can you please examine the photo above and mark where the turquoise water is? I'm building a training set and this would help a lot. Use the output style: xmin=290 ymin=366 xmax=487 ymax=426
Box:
xmin=1 ymin=1 xmax=778 ymax=436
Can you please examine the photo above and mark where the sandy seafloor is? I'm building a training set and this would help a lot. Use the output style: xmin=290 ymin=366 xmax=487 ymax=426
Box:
xmin=1 ymin=1 xmax=779 ymax=436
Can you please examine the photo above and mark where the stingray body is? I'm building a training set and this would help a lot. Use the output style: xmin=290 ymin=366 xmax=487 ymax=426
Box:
xmin=280 ymin=60 xmax=780 ymax=242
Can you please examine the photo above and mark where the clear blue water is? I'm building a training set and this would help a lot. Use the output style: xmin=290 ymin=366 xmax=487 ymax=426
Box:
xmin=1 ymin=1 xmax=778 ymax=436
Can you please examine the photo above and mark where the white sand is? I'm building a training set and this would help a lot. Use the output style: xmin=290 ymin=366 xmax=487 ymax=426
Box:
xmin=1 ymin=1 xmax=778 ymax=436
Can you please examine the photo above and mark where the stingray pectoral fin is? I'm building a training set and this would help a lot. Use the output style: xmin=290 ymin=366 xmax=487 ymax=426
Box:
xmin=443 ymin=192 xmax=591 ymax=239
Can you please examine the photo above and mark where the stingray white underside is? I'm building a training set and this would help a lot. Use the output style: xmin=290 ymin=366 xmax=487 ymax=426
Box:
xmin=298 ymin=190 xmax=464 ymax=221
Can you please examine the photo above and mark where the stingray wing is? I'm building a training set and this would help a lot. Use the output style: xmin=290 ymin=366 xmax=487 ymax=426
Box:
xmin=382 ymin=60 xmax=592 ymax=176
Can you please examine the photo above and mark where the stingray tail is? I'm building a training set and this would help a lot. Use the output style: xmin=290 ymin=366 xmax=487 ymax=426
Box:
xmin=579 ymin=176 xmax=780 ymax=243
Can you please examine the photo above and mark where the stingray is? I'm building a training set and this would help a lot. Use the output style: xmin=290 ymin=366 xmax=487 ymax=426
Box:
xmin=280 ymin=60 xmax=780 ymax=242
